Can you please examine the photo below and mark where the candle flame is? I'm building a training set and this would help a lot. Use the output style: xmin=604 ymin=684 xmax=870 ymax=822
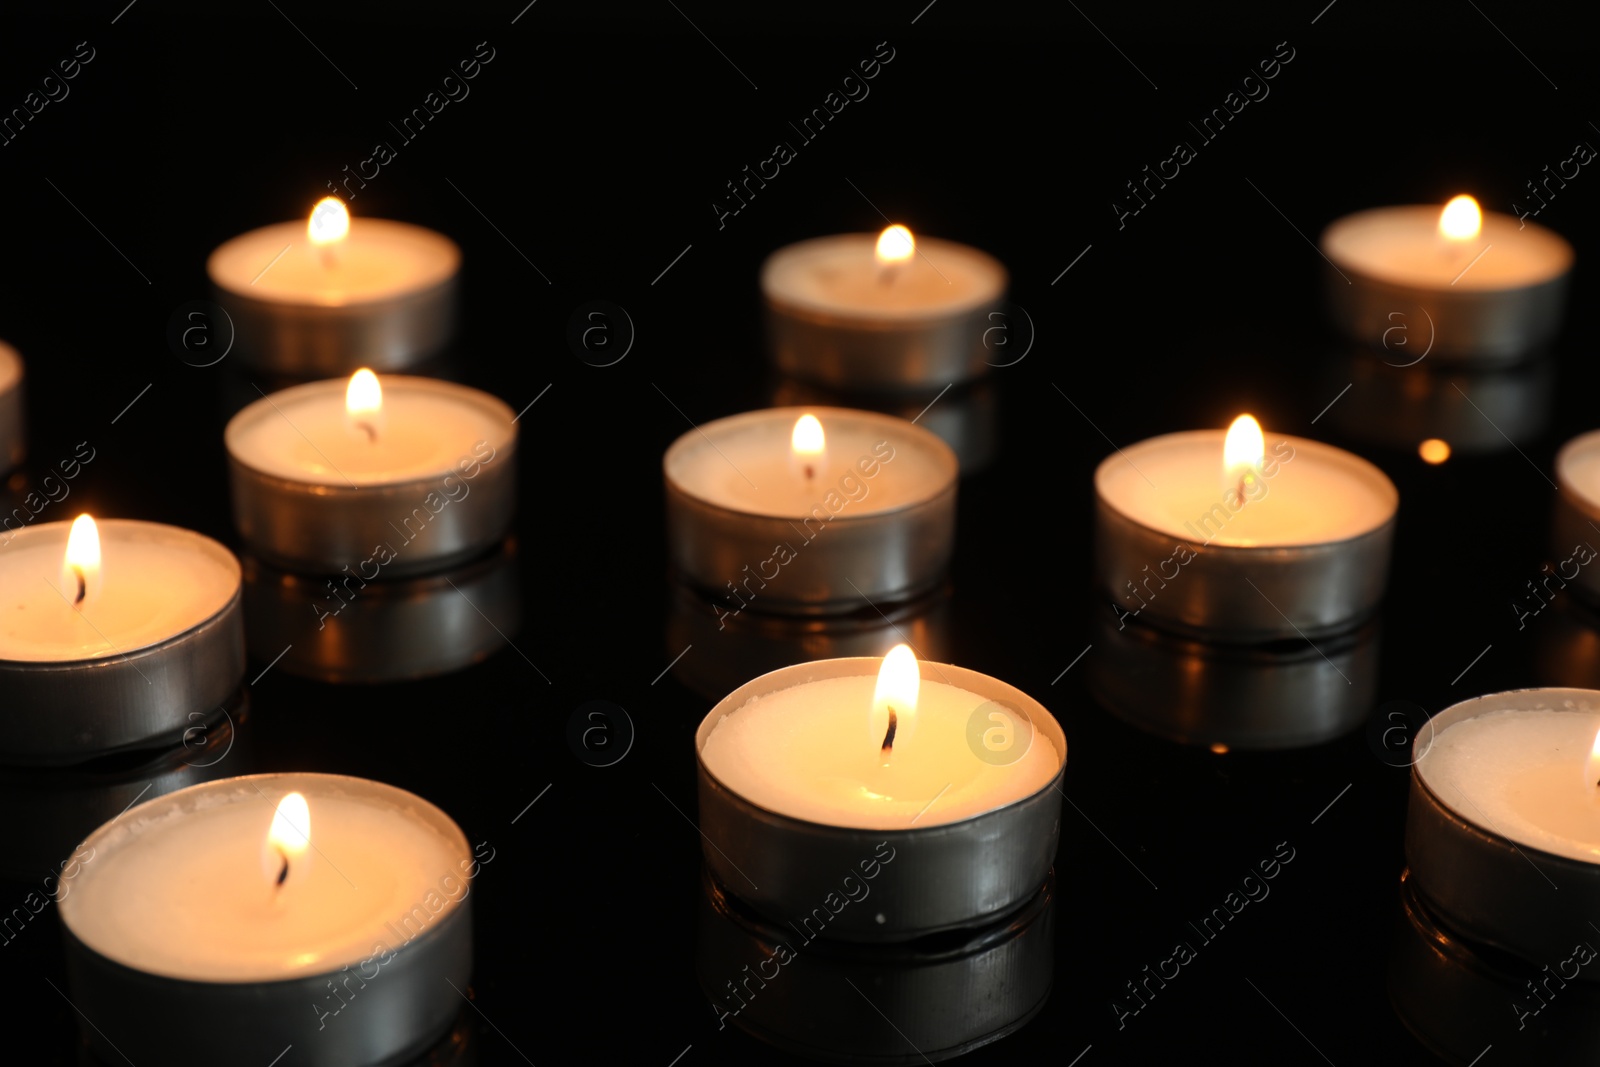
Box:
xmin=872 ymin=644 xmax=920 ymax=760
xmin=1418 ymin=438 xmax=1451 ymax=465
xmin=308 ymin=197 xmax=350 ymax=246
xmin=346 ymin=368 xmax=382 ymax=417
xmin=791 ymin=414 xmax=825 ymax=457
xmin=1223 ymin=414 xmax=1265 ymax=477
xmin=1587 ymin=728 xmax=1600 ymax=792
xmin=263 ymin=792 xmax=311 ymax=888
xmin=875 ymin=224 xmax=915 ymax=265
xmin=62 ymin=514 xmax=101 ymax=610
xmin=1439 ymin=195 xmax=1482 ymax=242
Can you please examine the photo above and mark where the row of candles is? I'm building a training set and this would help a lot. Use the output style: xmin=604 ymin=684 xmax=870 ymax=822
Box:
xmin=0 ymin=191 xmax=1594 ymax=1064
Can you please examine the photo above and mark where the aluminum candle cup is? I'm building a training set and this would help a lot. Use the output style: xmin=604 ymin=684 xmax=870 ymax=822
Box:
xmin=0 ymin=520 xmax=244 ymax=766
xmin=698 ymin=866 xmax=1054 ymax=1063
xmin=60 ymin=773 xmax=476 ymax=1067
xmin=665 ymin=407 xmax=957 ymax=615
xmin=1088 ymin=611 xmax=1379 ymax=749
xmin=695 ymin=657 xmax=1065 ymax=942
xmin=1551 ymin=430 xmax=1600 ymax=604
xmin=1406 ymin=688 xmax=1600 ymax=970
xmin=763 ymin=233 xmax=1007 ymax=391
xmin=1320 ymin=204 xmax=1572 ymax=364
xmin=226 ymin=375 xmax=517 ymax=576
xmin=208 ymin=216 xmax=459 ymax=377
xmin=1094 ymin=428 xmax=1398 ymax=642
xmin=0 ymin=340 xmax=23 ymax=475
xmin=241 ymin=540 xmax=520 ymax=684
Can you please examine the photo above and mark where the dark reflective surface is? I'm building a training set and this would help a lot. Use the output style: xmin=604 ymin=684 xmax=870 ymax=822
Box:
xmin=4 ymin=5 xmax=1600 ymax=1065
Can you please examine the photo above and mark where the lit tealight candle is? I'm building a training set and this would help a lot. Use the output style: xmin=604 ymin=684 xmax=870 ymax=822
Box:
xmin=1549 ymin=429 xmax=1600 ymax=603
xmin=208 ymin=201 xmax=460 ymax=376
xmin=1408 ymin=689 xmax=1600 ymax=966
xmin=60 ymin=773 xmax=476 ymax=1067
xmin=1321 ymin=194 xmax=1573 ymax=363
xmin=225 ymin=371 xmax=517 ymax=575
xmin=1094 ymin=415 xmax=1398 ymax=640
xmin=0 ymin=517 xmax=244 ymax=764
xmin=663 ymin=406 xmax=957 ymax=613
xmin=762 ymin=225 xmax=1007 ymax=390
xmin=696 ymin=650 xmax=1065 ymax=939
xmin=0 ymin=338 xmax=22 ymax=475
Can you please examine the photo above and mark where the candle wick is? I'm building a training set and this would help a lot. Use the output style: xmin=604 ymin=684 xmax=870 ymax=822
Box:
xmin=275 ymin=848 xmax=290 ymax=888
xmin=72 ymin=567 xmax=86 ymax=609
xmin=881 ymin=707 xmax=898 ymax=754
xmin=356 ymin=421 xmax=377 ymax=443
xmin=1236 ymin=474 xmax=1247 ymax=507
xmin=804 ymin=463 xmax=814 ymax=481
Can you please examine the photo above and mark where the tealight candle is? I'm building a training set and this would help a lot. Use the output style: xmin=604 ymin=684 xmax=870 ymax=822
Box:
xmin=1406 ymin=688 xmax=1600 ymax=967
xmin=0 ymin=516 xmax=244 ymax=765
xmin=209 ymin=199 xmax=460 ymax=376
xmin=696 ymin=648 xmax=1065 ymax=941
xmin=0 ymin=339 xmax=22 ymax=475
xmin=1094 ymin=415 xmax=1398 ymax=641
xmin=225 ymin=370 xmax=516 ymax=575
xmin=763 ymin=225 xmax=1007 ymax=390
xmin=60 ymin=773 xmax=474 ymax=1067
xmin=664 ymin=406 xmax=956 ymax=614
xmin=1321 ymin=195 xmax=1573 ymax=363
xmin=1550 ymin=429 xmax=1600 ymax=603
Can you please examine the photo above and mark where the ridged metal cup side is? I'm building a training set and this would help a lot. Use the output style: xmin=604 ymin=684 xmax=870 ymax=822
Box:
xmin=1323 ymin=264 xmax=1568 ymax=365
xmin=1092 ymin=490 xmax=1395 ymax=642
xmin=1087 ymin=611 xmax=1379 ymax=749
xmin=0 ymin=526 xmax=244 ymax=766
xmin=697 ymin=866 xmax=1054 ymax=1064
xmin=695 ymin=658 xmax=1065 ymax=942
xmin=1406 ymin=687 xmax=1600 ymax=971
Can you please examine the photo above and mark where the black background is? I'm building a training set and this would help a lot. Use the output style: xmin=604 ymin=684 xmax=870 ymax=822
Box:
xmin=2 ymin=2 xmax=1598 ymax=1064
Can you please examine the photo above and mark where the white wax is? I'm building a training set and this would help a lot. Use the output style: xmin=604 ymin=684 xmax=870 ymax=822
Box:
xmin=763 ymin=234 xmax=1005 ymax=321
xmin=1557 ymin=429 xmax=1600 ymax=514
xmin=208 ymin=218 xmax=459 ymax=306
xmin=226 ymin=376 xmax=514 ymax=487
xmin=1418 ymin=702 xmax=1600 ymax=864
xmin=701 ymin=672 xmax=1062 ymax=829
xmin=665 ymin=408 xmax=953 ymax=519
xmin=1097 ymin=430 xmax=1396 ymax=547
xmin=1321 ymin=206 xmax=1571 ymax=291
xmin=0 ymin=340 xmax=19 ymax=396
xmin=61 ymin=775 xmax=470 ymax=982
xmin=0 ymin=520 xmax=238 ymax=663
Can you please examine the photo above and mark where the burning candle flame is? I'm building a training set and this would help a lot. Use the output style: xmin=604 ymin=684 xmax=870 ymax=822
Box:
xmin=1439 ymin=195 xmax=1482 ymax=242
xmin=1587 ymin=728 xmax=1600 ymax=793
xmin=873 ymin=644 xmax=920 ymax=762
xmin=1418 ymin=438 xmax=1451 ymax=465
xmin=875 ymin=224 xmax=915 ymax=267
xmin=1223 ymin=414 xmax=1265 ymax=501
xmin=263 ymin=792 xmax=311 ymax=889
xmin=62 ymin=513 xmax=101 ymax=611
xmin=790 ymin=413 xmax=826 ymax=483
xmin=308 ymin=197 xmax=350 ymax=246
xmin=346 ymin=368 xmax=383 ymax=442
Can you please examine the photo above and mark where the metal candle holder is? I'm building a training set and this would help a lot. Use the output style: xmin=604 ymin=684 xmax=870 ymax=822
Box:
xmin=697 ymin=865 xmax=1053 ymax=1063
xmin=695 ymin=657 xmax=1065 ymax=943
xmin=1320 ymin=207 xmax=1573 ymax=365
xmin=225 ymin=377 xmax=517 ymax=576
xmin=1551 ymin=429 xmax=1600 ymax=604
xmin=1405 ymin=688 xmax=1600 ymax=971
xmin=665 ymin=407 xmax=957 ymax=615
xmin=1093 ymin=434 xmax=1397 ymax=643
xmin=0 ymin=339 xmax=23 ymax=475
xmin=208 ymin=220 xmax=459 ymax=378
xmin=0 ymin=521 xmax=245 ymax=767
xmin=762 ymin=234 xmax=1006 ymax=392
xmin=60 ymin=773 xmax=473 ymax=1067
